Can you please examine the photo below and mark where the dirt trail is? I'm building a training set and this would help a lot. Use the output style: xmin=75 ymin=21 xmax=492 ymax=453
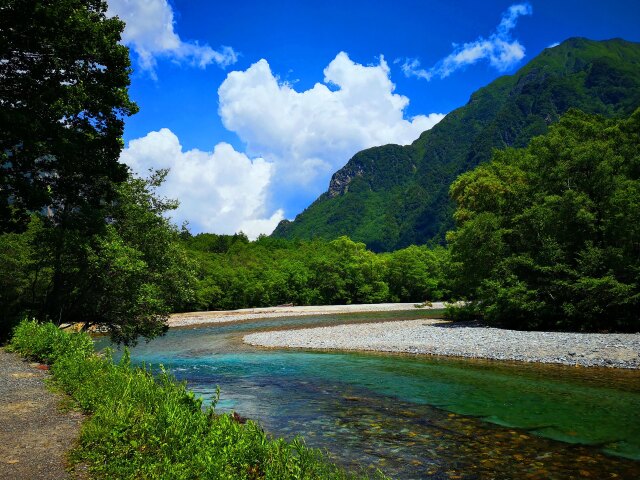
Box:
xmin=0 ymin=348 xmax=83 ymax=480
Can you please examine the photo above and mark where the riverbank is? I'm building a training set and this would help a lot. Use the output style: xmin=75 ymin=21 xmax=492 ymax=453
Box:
xmin=243 ymin=319 xmax=640 ymax=369
xmin=169 ymin=302 xmax=442 ymax=328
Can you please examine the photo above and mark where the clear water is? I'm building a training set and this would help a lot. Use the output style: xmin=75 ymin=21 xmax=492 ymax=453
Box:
xmin=97 ymin=311 xmax=640 ymax=479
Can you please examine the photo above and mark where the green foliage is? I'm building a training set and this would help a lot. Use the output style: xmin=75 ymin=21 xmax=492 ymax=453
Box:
xmin=182 ymin=232 xmax=250 ymax=253
xmin=273 ymin=38 xmax=640 ymax=251
xmin=0 ymin=0 xmax=137 ymax=232
xmin=0 ymin=173 xmax=196 ymax=345
xmin=8 ymin=318 xmax=94 ymax=363
xmin=9 ymin=320 xmax=379 ymax=480
xmin=448 ymin=109 xmax=640 ymax=331
xmin=384 ymin=246 xmax=450 ymax=302
xmin=179 ymin=236 xmax=450 ymax=312
xmin=442 ymin=303 xmax=483 ymax=322
xmin=0 ymin=217 xmax=49 ymax=340
xmin=0 ymin=1 xmax=188 ymax=345
xmin=80 ymin=171 xmax=196 ymax=344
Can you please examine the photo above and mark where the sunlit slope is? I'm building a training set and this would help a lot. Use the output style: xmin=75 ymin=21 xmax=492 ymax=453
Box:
xmin=272 ymin=38 xmax=640 ymax=251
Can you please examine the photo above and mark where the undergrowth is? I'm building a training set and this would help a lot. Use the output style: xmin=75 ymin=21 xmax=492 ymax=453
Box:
xmin=9 ymin=320 xmax=380 ymax=479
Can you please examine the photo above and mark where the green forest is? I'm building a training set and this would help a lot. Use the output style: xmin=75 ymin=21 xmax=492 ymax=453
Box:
xmin=448 ymin=108 xmax=640 ymax=332
xmin=3 ymin=108 xmax=639 ymax=342
xmin=1 ymin=2 xmax=639 ymax=346
xmin=180 ymin=234 xmax=449 ymax=311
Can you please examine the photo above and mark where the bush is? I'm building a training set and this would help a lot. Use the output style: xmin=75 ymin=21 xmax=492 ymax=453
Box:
xmin=9 ymin=320 xmax=379 ymax=479
xmin=448 ymin=109 xmax=640 ymax=331
xmin=7 ymin=319 xmax=94 ymax=363
xmin=443 ymin=302 xmax=483 ymax=322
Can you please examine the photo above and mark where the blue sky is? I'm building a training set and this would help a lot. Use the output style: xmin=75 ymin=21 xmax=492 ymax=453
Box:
xmin=108 ymin=0 xmax=640 ymax=238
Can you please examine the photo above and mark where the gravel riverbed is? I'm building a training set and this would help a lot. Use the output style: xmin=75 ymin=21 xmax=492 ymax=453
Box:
xmin=243 ymin=319 xmax=640 ymax=369
xmin=169 ymin=302 xmax=432 ymax=327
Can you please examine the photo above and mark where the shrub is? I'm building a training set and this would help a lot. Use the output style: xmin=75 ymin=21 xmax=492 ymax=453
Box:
xmin=443 ymin=302 xmax=483 ymax=322
xmin=8 ymin=319 xmax=93 ymax=363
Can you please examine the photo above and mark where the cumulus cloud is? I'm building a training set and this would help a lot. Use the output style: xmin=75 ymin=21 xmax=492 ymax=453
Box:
xmin=218 ymin=52 xmax=445 ymax=185
xmin=121 ymin=52 xmax=445 ymax=237
xmin=120 ymin=128 xmax=283 ymax=239
xmin=108 ymin=0 xmax=237 ymax=76
xmin=401 ymin=3 xmax=532 ymax=80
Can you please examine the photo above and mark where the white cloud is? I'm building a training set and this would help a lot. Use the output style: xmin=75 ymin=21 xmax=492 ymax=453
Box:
xmin=401 ymin=2 xmax=532 ymax=80
xmin=107 ymin=0 xmax=237 ymax=76
xmin=218 ymin=52 xmax=445 ymax=185
xmin=497 ymin=3 xmax=532 ymax=34
xmin=120 ymin=128 xmax=283 ymax=239
xmin=400 ymin=58 xmax=433 ymax=81
xmin=121 ymin=52 xmax=445 ymax=237
xmin=547 ymin=42 xmax=560 ymax=49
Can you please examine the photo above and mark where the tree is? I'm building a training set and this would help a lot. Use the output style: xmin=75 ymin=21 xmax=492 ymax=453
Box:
xmin=75 ymin=171 xmax=196 ymax=345
xmin=0 ymin=171 xmax=197 ymax=345
xmin=448 ymin=109 xmax=640 ymax=332
xmin=0 ymin=216 xmax=49 ymax=339
xmin=386 ymin=245 xmax=449 ymax=302
xmin=0 ymin=1 xmax=198 ymax=345
xmin=0 ymin=0 xmax=137 ymax=232
xmin=308 ymin=237 xmax=389 ymax=304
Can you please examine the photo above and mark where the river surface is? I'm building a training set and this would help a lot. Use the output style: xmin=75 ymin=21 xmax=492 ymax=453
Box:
xmin=99 ymin=311 xmax=640 ymax=479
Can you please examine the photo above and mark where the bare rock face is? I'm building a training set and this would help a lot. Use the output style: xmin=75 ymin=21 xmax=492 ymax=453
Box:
xmin=328 ymin=162 xmax=365 ymax=198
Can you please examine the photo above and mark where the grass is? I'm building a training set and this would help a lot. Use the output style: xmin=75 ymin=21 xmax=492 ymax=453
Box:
xmin=8 ymin=320 xmax=383 ymax=479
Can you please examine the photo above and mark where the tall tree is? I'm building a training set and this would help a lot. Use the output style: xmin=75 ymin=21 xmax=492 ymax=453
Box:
xmin=0 ymin=1 xmax=197 ymax=345
xmin=73 ymin=171 xmax=196 ymax=345
xmin=0 ymin=0 xmax=137 ymax=232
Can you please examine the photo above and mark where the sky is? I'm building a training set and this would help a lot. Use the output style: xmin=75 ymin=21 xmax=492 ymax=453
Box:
xmin=107 ymin=0 xmax=640 ymax=239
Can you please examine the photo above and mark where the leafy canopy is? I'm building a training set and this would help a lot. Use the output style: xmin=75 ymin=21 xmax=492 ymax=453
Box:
xmin=0 ymin=1 xmax=196 ymax=345
xmin=179 ymin=234 xmax=450 ymax=312
xmin=448 ymin=108 xmax=640 ymax=331
xmin=0 ymin=0 xmax=137 ymax=232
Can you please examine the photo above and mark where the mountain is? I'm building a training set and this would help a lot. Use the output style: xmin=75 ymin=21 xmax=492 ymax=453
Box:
xmin=271 ymin=38 xmax=640 ymax=251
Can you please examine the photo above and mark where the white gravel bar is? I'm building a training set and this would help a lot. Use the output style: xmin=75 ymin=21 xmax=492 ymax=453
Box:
xmin=168 ymin=302 xmax=440 ymax=328
xmin=243 ymin=319 xmax=640 ymax=369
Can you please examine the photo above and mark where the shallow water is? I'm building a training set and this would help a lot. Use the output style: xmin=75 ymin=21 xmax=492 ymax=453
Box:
xmin=98 ymin=311 xmax=640 ymax=479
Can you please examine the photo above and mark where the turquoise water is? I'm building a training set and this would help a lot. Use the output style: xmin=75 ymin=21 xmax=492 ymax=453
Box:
xmin=99 ymin=311 xmax=640 ymax=479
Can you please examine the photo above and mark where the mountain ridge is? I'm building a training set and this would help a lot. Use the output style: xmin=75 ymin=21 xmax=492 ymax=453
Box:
xmin=272 ymin=38 xmax=640 ymax=251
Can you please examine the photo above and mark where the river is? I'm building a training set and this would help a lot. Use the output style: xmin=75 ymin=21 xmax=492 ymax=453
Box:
xmin=99 ymin=310 xmax=640 ymax=479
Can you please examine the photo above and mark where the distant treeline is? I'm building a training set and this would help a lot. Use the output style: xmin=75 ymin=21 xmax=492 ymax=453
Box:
xmin=180 ymin=108 xmax=640 ymax=333
xmin=179 ymin=234 xmax=450 ymax=312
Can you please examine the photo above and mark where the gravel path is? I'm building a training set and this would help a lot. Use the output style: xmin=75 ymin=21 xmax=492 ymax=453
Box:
xmin=169 ymin=302 xmax=437 ymax=328
xmin=244 ymin=319 xmax=640 ymax=369
xmin=0 ymin=348 xmax=84 ymax=479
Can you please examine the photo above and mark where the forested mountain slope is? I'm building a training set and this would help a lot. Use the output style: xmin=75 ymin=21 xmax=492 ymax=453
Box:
xmin=272 ymin=38 xmax=640 ymax=251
